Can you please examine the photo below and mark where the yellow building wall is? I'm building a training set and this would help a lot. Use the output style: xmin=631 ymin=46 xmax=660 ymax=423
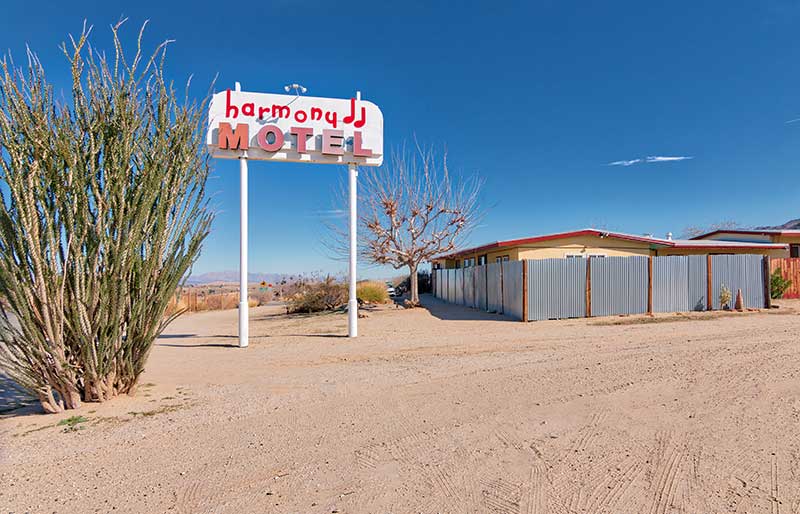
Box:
xmin=432 ymin=233 xmax=790 ymax=268
xmin=656 ymin=247 xmax=789 ymax=258
xmin=516 ymin=235 xmax=653 ymax=259
xmin=435 ymin=235 xmax=654 ymax=268
xmin=773 ymin=234 xmax=800 ymax=246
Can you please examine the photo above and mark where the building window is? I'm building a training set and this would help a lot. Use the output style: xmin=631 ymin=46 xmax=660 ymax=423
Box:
xmin=495 ymin=255 xmax=510 ymax=263
xmin=791 ymin=244 xmax=800 ymax=258
xmin=566 ymin=253 xmax=606 ymax=259
xmin=463 ymin=257 xmax=475 ymax=268
xmin=478 ymin=254 xmax=487 ymax=265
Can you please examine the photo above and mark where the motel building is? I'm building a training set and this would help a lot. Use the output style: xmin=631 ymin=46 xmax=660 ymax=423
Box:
xmin=691 ymin=229 xmax=800 ymax=258
xmin=430 ymin=229 xmax=789 ymax=270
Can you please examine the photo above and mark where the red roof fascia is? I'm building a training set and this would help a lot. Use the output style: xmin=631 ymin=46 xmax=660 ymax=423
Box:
xmin=436 ymin=229 xmax=669 ymax=260
xmin=671 ymin=242 xmax=788 ymax=249
xmin=435 ymin=229 xmax=789 ymax=261
xmin=689 ymin=229 xmax=787 ymax=240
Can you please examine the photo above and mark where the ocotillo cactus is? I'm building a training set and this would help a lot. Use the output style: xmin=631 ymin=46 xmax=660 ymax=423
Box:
xmin=0 ymin=22 xmax=214 ymax=412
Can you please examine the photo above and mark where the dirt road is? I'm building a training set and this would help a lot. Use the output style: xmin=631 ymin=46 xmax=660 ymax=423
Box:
xmin=2 ymin=296 xmax=800 ymax=513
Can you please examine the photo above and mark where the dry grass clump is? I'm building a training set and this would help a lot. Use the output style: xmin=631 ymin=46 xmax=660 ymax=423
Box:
xmin=357 ymin=281 xmax=390 ymax=304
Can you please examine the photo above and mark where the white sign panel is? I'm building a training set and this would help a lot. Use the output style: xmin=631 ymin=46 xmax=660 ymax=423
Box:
xmin=207 ymin=89 xmax=383 ymax=166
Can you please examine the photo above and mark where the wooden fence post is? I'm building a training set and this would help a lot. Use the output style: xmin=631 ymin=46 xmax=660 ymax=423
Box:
xmin=764 ymin=256 xmax=772 ymax=309
xmin=522 ymin=260 xmax=528 ymax=322
xmin=585 ymin=257 xmax=592 ymax=317
xmin=706 ymin=254 xmax=713 ymax=311
xmin=499 ymin=261 xmax=505 ymax=314
xmin=647 ymin=255 xmax=654 ymax=315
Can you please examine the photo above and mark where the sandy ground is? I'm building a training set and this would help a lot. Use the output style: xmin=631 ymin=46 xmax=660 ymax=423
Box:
xmin=2 ymin=296 xmax=800 ymax=513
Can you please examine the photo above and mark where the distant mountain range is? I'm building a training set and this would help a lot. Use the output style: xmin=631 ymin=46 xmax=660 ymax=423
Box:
xmin=186 ymin=271 xmax=290 ymax=285
xmin=757 ymin=218 xmax=800 ymax=230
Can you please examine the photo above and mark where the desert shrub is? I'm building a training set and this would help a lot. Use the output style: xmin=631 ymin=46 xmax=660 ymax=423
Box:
xmin=770 ymin=268 xmax=792 ymax=299
xmin=287 ymin=276 xmax=347 ymax=313
xmin=357 ymin=281 xmax=390 ymax=304
xmin=719 ymin=284 xmax=732 ymax=309
xmin=0 ymin=24 xmax=213 ymax=412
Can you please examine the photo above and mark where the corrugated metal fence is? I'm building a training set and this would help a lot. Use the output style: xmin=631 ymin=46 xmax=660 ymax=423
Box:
xmin=502 ymin=261 xmax=524 ymax=320
xmin=711 ymin=255 xmax=765 ymax=310
xmin=652 ymin=255 xmax=707 ymax=313
xmin=591 ymin=256 xmax=649 ymax=317
xmin=487 ymin=263 xmax=504 ymax=314
xmin=475 ymin=266 xmax=488 ymax=310
xmin=527 ymin=259 xmax=586 ymax=321
xmin=432 ymin=254 xmax=768 ymax=321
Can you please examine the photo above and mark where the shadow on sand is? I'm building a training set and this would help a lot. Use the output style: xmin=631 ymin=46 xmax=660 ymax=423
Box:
xmin=156 ymin=342 xmax=238 ymax=348
xmin=0 ymin=373 xmax=39 ymax=416
xmin=419 ymin=294 xmax=518 ymax=322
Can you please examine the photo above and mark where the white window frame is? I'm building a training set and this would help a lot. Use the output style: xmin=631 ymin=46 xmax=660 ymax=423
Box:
xmin=565 ymin=253 xmax=607 ymax=259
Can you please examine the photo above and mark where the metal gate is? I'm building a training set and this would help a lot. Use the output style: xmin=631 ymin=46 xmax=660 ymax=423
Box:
xmin=527 ymin=258 xmax=586 ymax=321
xmin=591 ymin=256 xmax=648 ymax=316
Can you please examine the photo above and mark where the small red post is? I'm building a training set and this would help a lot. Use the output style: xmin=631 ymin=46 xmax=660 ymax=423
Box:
xmin=706 ymin=254 xmax=713 ymax=311
xmin=647 ymin=255 xmax=654 ymax=315
xmin=586 ymin=257 xmax=592 ymax=317
xmin=522 ymin=260 xmax=528 ymax=322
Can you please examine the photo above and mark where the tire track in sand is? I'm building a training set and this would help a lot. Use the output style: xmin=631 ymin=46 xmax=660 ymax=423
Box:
xmin=384 ymin=416 xmax=465 ymax=513
xmin=584 ymin=457 xmax=645 ymax=514
xmin=523 ymin=462 xmax=547 ymax=514
xmin=648 ymin=434 xmax=687 ymax=514
xmin=174 ymin=479 xmax=210 ymax=514
xmin=480 ymin=477 xmax=523 ymax=513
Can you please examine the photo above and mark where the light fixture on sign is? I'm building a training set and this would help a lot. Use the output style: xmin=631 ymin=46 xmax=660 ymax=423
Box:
xmin=284 ymin=83 xmax=307 ymax=96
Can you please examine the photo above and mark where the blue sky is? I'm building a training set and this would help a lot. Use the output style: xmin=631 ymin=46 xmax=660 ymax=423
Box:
xmin=2 ymin=1 xmax=800 ymax=276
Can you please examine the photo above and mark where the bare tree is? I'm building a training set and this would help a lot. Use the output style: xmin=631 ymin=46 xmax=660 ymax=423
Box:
xmin=328 ymin=146 xmax=483 ymax=306
xmin=681 ymin=220 xmax=743 ymax=239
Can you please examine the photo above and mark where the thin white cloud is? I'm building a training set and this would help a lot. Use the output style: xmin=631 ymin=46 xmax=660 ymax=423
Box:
xmin=608 ymin=158 xmax=642 ymax=167
xmin=308 ymin=209 xmax=347 ymax=219
xmin=607 ymin=155 xmax=693 ymax=166
xmin=786 ymin=118 xmax=800 ymax=124
xmin=644 ymin=155 xmax=693 ymax=163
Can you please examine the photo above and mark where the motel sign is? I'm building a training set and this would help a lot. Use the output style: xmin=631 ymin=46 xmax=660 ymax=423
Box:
xmin=207 ymin=85 xmax=384 ymax=346
xmin=208 ymin=89 xmax=383 ymax=166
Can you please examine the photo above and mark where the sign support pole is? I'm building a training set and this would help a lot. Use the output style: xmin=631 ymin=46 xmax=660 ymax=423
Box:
xmin=348 ymin=162 xmax=358 ymax=338
xmin=235 ymin=81 xmax=249 ymax=349
xmin=239 ymin=150 xmax=249 ymax=348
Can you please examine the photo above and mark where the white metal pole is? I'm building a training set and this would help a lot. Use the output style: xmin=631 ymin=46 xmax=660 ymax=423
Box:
xmin=239 ymin=152 xmax=249 ymax=348
xmin=348 ymin=163 xmax=358 ymax=338
xmin=234 ymin=81 xmax=249 ymax=349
